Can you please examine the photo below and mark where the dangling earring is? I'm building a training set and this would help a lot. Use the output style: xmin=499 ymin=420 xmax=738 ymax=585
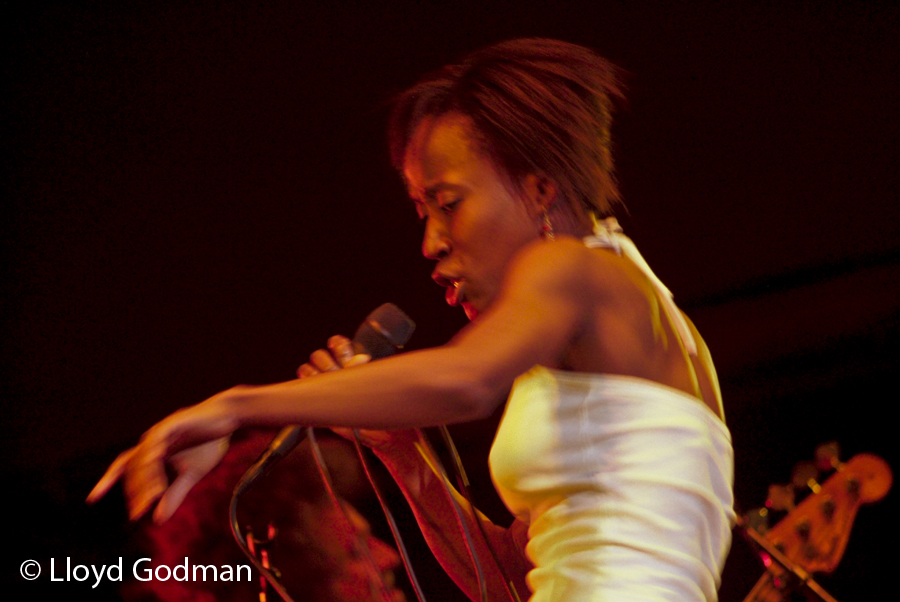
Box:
xmin=541 ymin=209 xmax=555 ymax=241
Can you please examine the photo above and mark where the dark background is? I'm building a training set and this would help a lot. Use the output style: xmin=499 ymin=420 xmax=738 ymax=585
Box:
xmin=5 ymin=1 xmax=898 ymax=600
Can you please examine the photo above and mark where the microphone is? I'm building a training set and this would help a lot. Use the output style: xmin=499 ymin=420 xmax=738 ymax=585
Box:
xmin=233 ymin=303 xmax=415 ymax=496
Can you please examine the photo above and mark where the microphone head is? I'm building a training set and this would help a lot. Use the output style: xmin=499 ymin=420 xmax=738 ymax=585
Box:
xmin=353 ymin=303 xmax=415 ymax=359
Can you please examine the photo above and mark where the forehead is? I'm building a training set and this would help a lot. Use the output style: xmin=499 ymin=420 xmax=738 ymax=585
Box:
xmin=402 ymin=113 xmax=491 ymax=193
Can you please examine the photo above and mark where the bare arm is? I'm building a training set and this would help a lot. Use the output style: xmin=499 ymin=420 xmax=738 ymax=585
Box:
xmin=89 ymin=239 xmax=599 ymax=522
xmin=233 ymin=241 xmax=596 ymax=428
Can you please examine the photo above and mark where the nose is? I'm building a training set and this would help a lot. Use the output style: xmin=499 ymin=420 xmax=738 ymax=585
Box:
xmin=421 ymin=217 xmax=450 ymax=261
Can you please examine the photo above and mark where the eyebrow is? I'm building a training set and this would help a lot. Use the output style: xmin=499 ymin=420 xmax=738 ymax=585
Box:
xmin=408 ymin=182 xmax=464 ymax=202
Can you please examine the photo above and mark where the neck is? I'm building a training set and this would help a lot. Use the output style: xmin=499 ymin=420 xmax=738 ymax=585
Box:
xmin=547 ymin=204 xmax=595 ymax=238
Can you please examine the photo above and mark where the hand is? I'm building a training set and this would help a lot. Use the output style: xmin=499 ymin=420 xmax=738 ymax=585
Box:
xmin=296 ymin=335 xmax=371 ymax=377
xmin=87 ymin=389 xmax=239 ymax=522
xmin=297 ymin=336 xmax=417 ymax=452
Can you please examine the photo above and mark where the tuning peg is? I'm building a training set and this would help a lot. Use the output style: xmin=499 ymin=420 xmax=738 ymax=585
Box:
xmin=815 ymin=441 xmax=841 ymax=471
xmin=766 ymin=483 xmax=794 ymax=511
xmin=792 ymin=461 xmax=820 ymax=493
xmin=744 ymin=507 xmax=770 ymax=533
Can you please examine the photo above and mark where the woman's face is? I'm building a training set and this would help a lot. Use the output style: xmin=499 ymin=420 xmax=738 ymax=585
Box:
xmin=403 ymin=113 xmax=542 ymax=320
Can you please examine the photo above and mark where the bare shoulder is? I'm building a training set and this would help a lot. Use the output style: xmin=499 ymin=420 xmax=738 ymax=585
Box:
xmin=507 ymin=236 xmax=673 ymax=374
xmin=505 ymin=236 xmax=626 ymax=297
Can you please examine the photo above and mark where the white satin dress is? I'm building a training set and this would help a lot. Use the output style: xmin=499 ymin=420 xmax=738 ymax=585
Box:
xmin=489 ymin=219 xmax=735 ymax=601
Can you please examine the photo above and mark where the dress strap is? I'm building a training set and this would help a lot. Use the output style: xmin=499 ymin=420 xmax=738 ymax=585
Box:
xmin=584 ymin=217 xmax=698 ymax=356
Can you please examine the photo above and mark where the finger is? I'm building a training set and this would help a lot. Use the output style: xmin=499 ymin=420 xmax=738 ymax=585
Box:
xmin=344 ymin=353 xmax=372 ymax=368
xmin=153 ymin=469 xmax=203 ymax=524
xmin=330 ymin=426 xmax=355 ymax=441
xmin=127 ymin=478 xmax=165 ymax=522
xmin=297 ymin=363 xmax=320 ymax=379
xmin=124 ymin=442 xmax=170 ymax=521
xmin=309 ymin=348 xmax=340 ymax=372
xmin=155 ymin=437 xmax=228 ymax=522
xmin=328 ymin=335 xmax=355 ymax=367
xmin=86 ymin=448 xmax=136 ymax=503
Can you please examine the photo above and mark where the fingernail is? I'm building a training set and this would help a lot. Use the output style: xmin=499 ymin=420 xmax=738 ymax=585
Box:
xmin=345 ymin=354 xmax=371 ymax=367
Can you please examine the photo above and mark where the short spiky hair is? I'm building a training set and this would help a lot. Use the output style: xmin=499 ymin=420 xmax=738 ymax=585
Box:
xmin=388 ymin=38 xmax=626 ymax=217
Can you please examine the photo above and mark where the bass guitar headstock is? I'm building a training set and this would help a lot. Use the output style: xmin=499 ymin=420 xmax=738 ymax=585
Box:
xmin=741 ymin=442 xmax=892 ymax=602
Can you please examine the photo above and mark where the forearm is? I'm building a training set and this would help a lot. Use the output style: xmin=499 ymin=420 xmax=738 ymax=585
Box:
xmin=372 ymin=430 xmax=531 ymax=602
xmin=230 ymin=346 xmax=502 ymax=431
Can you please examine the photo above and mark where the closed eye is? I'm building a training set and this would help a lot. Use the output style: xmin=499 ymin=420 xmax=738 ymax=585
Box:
xmin=439 ymin=199 xmax=460 ymax=215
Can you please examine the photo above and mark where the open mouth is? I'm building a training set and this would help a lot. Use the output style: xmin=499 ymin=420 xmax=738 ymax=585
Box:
xmin=444 ymin=280 xmax=466 ymax=307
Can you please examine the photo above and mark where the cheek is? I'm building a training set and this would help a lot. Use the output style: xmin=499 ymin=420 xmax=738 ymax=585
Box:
xmin=454 ymin=200 xmax=512 ymax=251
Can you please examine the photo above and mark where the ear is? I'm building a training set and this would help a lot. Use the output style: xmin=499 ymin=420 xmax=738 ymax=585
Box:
xmin=521 ymin=173 xmax=559 ymax=217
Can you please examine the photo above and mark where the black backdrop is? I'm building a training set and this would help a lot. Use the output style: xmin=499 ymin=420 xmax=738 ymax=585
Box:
xmin=6 ymin=1 xmax=898 ymax=600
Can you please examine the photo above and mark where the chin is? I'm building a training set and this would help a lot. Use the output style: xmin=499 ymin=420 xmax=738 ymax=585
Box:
xmin=462 ymin=302 xmax=478 ymax=320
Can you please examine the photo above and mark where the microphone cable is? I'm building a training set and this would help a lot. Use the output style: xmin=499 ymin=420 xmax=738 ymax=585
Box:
xmin=229 ymin=466 xmax=296 ymax=602
xmin=412 ymin=429 xmax=488 ymax=602
xmin=437 ymin=426 xmax=523 ymax=602
xmin=307 ymin=427 xmax=402 ymax=602
xmin=349 ymin=429 xmax=430 ymax=602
